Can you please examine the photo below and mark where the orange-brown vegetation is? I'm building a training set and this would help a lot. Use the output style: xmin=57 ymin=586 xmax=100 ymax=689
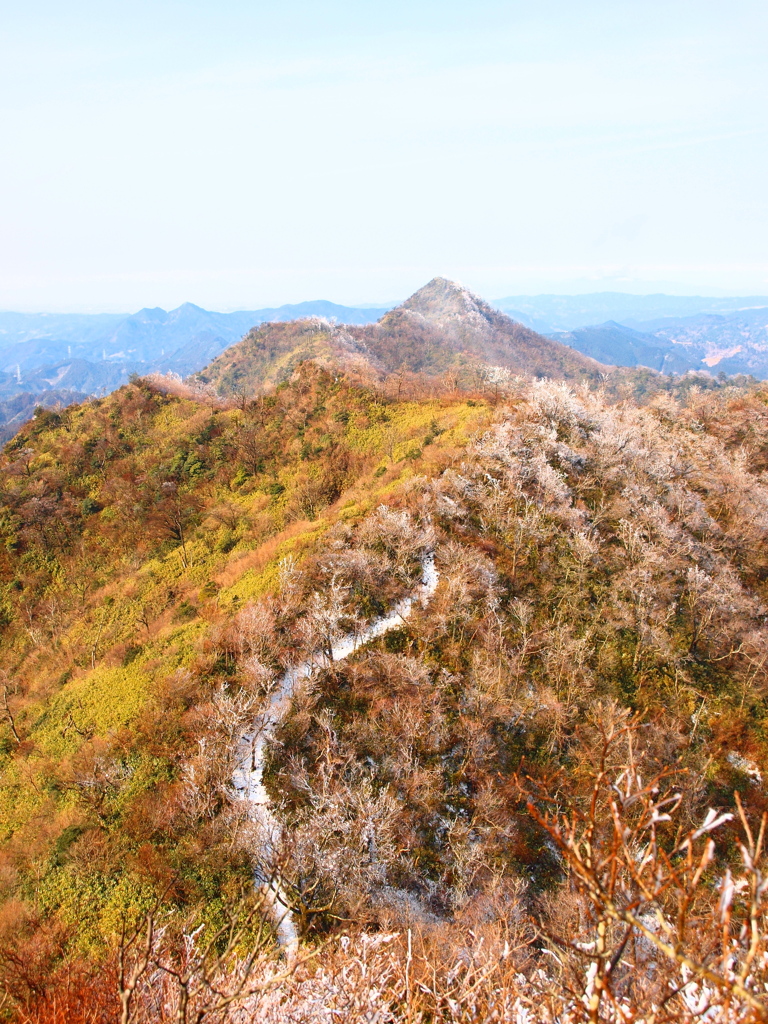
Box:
xmin=0 ymin=358 xmax=768 ymax=1020
xmin=196 ymin=278 xmax=605 ymax=401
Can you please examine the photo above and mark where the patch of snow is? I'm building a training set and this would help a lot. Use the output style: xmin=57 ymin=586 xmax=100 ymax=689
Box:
xmin=232 ymin=552 xmax=440 ymax=949
xmin=726 ymin=751 xmax=762 ymax=784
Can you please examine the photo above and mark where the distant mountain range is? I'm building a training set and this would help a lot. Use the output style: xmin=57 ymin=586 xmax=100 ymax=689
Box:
xmin=0 ymin=300 xmax=390 ymax=431
xmin=3 ymin=293 xmax=766 ymax=400
xmin=0 ymin=300 xmax=389 ymax=387
xmin=2 ymin=288 xmax=768 ymax=440
xmin=549 ymin=307 xmax=768 ymax=377
xmin=493 ymin=293 xmax=768 ymax=333
xmin=490 ymin=293 xmax=768 ymax=378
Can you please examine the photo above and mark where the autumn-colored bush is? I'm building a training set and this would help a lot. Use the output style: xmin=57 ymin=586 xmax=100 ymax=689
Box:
xmin=1 ymin=365 xmax=768 ymax=1020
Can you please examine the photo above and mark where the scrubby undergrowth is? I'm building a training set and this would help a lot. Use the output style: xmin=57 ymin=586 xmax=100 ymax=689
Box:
xmin=1 ymin=369 xmax=768 ymax=1020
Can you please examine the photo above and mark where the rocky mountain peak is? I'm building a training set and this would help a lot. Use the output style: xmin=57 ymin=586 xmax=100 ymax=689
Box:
xmin=397 ymin=277 xmax=495 ymax=326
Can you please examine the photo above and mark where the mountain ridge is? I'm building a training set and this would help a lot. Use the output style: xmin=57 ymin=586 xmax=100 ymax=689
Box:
xmin=0 ymin=301 xmax=392 ymax=434
xmin=554 ymin=306 xmax=768 ymax=377
xmin=494 ymin=291 xmax=768 ymax=332
xmin=199 ymin=277 xmax=606 ymax=396
xmin=4 ymin=285 xmax=768 ymax=442
xmin=1 ymin=360 xmax=768 ymax=1018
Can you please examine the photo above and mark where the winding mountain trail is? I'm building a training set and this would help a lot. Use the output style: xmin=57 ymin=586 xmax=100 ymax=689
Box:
xmin=232 ymin=552 xmax=440 ymax=950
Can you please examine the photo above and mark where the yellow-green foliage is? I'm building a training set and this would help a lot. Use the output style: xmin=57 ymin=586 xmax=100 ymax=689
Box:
xmin=37 ymin=864 xmax=160 ymax=955
xmin=0 ymin=364 xmax=496 ymax=956
xmin=345 ymin=399 xmax=484 ymax=459
xmin=35 ymin=664 xmax=151 ymax=759
xmin=2 ymin=316 xmax=768 ymax=1017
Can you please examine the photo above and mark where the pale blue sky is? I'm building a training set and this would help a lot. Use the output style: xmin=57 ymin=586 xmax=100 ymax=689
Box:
xmin=1 ymin=0 xmax=766 ymax=310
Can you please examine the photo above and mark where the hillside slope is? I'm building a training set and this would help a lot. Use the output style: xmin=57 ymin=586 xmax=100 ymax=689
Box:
xmin=1 ymin=368 xmax=768 ymax=1019
xmin=644 ymin=306 xmax=768 ymax=376
xmin=0 ymin=302 xmax=393 ymax=440
xmin=550 ymin=320 xmax=678 ymax=372
xmin=198 ymin=278 xmax=606 ymax=397
xmin=554 ymin=308 xmax=768 ymax=379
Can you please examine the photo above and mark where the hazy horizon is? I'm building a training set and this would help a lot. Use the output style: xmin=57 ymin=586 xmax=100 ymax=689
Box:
xmin=4 ymin=285 xmax=768 ymax=318
xmin=3 ymin=284 xmax=768 ymax=319
xmin=2 ymin=1 xmax=766 ymax=311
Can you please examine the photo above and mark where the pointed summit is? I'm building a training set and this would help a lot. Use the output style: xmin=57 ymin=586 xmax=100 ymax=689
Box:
xmin=377 ymin=276 xmax=604 ymax=379
xmin=202 ymin=277 xmax=606 ymax=395
xmin=397 ymin=277 xmax=494 ymax=326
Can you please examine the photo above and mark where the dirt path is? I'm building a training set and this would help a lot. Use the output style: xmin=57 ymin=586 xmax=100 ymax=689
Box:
xmin=232 ymin=552 xmax=439 ymax=949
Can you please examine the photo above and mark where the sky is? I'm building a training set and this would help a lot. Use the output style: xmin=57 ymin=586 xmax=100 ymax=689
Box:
xmin=1 ymin=0 xmax=767 ymax=311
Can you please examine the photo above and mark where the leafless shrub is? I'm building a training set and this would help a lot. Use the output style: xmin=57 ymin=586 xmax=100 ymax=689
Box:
xmin=138 ymin=374 xmax=221 ymax=405
xmin=517 ymin=715 xmax=768 ymax=1022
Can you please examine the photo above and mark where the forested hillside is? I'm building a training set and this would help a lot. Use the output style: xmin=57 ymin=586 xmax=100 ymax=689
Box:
xmin=1 ymin=354 xmax=768 ymax=1020
xmin=198 ymin=278 xmax=604 ymax=398
xmin=0 ymin=301 xmax=392 ymax=440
